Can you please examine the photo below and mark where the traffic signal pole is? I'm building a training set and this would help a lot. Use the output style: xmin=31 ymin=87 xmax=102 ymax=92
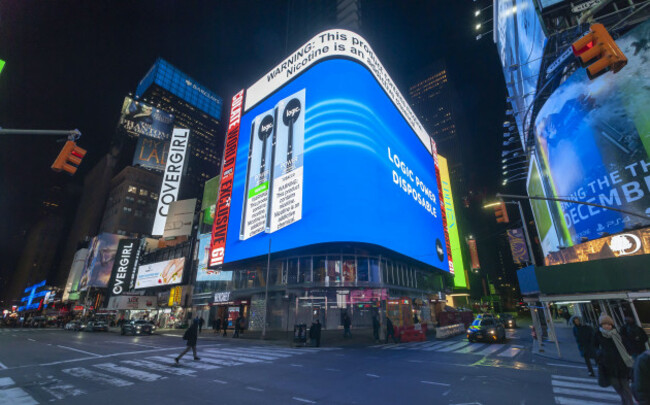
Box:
xmin=0 ymin=128 xmax=81 ymax=140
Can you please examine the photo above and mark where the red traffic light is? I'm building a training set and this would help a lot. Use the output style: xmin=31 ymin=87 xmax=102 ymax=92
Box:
xmin=494 ymin=201 xmax=509 ymax=223
xmin=572 ymin=23 xmax=627 ymax=80
xmin=51 ymin=140 xmax=87 ymax=175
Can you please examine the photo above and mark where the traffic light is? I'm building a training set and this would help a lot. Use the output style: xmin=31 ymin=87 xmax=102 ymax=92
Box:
xmin=51 ymin=140 xmax=86 ymax=175
xmin=572 ymin=23 xmax=627 ymax=80
xmin=494 ymin=201 xmax=509 ymax=223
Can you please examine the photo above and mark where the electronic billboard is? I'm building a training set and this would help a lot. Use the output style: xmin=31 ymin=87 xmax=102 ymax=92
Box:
xmin=533 ymin=20 xmax=650 ymax=253
xmin=209 ymin=29 xmax=451 ymax=272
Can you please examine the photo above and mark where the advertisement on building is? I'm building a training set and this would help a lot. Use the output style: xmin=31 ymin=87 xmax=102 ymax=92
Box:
xmin=152 ymin=128 xmax=190 ymax=235
xmin=495 ymin=0 xmax=547 ymax=141
xmin=18 ymin=280 xmax=50 ymax=312
xmin=201 ymin=176 xmax=220 ymax=225
xmin=546 ymin=227 xmax=650 ymax=265
xmin=106 ymin=295 xmax=158 ymax=310
xmin=527 ymin=154 xmax=561 ymax=257
xmin=439 ymin=156 xmax=467 ymax=287
xmin=162 ymin=199 xmax=196 ymax=238
xmin=507 ymin=228 xmax=530 ymax=264
xmin=210 ymin=29 xmax=450 ymax=272
xmin=119 ymin=96 xmax=175 ymax=140
xmin=196 ymin=234 xmax=233 ymax=282
xmin=468 ymin=238 xmax=481 ymax=270
xmin=107 ymin=239 xmax=143 ymax=298
xmin=133 ymin=135 xmax=170 ymax=172
xmin=79 ymin=233 xmax=128 ymax=291
xmin=534 ymin=20 xmax=650 ymax=250
xmin=135 ymin=257 xmax=185 ymax=289
xmin=63 ymin=248 xmax=89 ymax=301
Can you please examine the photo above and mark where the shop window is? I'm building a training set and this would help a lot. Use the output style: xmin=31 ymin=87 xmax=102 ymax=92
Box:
xmin=357 ymin=257 xmax=369 ymax=282
xmin=313 ymin=256 xmax=326 ymax=283
xmin=287 ymin=259 xmax=298 ymax=285
xmin=327 ymin=256 xmax=341 ymax=284
xmin=342 ymin=256 xmax=356 ymax=283
xmin=299 ymin=257 xmax=312 ymax=283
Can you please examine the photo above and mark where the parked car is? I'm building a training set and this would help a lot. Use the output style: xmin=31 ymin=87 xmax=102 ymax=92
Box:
xmin=64 ymin=321 xmax=82 ymax=331
xmin=84 ymin=321 xmax=109 ymax=332
xmin=497 ymin=313 xmax=517 ymax=328
xmin=121 ymin=320 xmax=154 ymax=336
xmin=467 ymin=318 xmax=506 ymax=343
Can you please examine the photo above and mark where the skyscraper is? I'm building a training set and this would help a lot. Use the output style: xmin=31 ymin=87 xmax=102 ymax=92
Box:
xmin=135 ymin=58 xmax=224 ymax=204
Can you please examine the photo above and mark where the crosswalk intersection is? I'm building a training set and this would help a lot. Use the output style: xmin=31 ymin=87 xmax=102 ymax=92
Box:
xmin=370 ymin=339 xmax=525 ymax=358
xmin=0 ymin=345 xmax=335 ymax=404
xmin=550 ymin=374 xmax=621 ymax=405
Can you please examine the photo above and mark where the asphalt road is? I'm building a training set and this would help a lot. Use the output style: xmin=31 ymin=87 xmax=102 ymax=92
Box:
xmin=0 ymin=326 xmax=618 ymax=405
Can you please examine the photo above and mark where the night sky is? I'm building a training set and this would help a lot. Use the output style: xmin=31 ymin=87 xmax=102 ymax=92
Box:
xmin=0 ymin=1 xmax=506 ymax=296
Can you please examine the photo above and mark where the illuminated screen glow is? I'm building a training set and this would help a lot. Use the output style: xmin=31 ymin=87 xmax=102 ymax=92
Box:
xmin=439 ymin=156 xmax=467 ymax=287
xmin=217 ymin=58 xmax=449 ymax=271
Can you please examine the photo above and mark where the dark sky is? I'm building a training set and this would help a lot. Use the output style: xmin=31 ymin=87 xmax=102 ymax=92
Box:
xmin=0 ymin=1 xmax=506 ymax=292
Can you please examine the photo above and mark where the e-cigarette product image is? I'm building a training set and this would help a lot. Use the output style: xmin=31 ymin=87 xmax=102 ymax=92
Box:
xmin=240 ymin=108 xmax=276 ymax=240
xmin=267 ymin=89 xmax=305 ymax=233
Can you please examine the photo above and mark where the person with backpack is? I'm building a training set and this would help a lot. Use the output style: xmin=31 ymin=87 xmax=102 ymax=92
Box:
xmin=620 ymin=316 xmax=649 ymax=358
xmin=175 ymin=318 xmax=200 ymax=364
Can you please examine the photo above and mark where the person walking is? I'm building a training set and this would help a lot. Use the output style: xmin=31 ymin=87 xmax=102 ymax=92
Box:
xmin=386 ymin=317 xmax=396 ymax=343
xmin=620 ymin=316 xmax=649 ymax=358
xmin=198 ymin=317 xmax=204 ymax=333
xmin=571 ymin=315 xmax=597 ymax=377
xmin=633 ymin=349 xmax=650 ymax=405
xmin=595 ymin=314 xmax=635 ymax=405
xmin=233 ymin=315 xmax=243 ymax=338
xmin=175 ymin=319 xmax=200 ymax=364
xmin=214 ymin=318 xmax=221 ymax=334
xmin=343 ymin=313 xmax=352 ymax=338
xmin=310 ymin=319 xmax=322 ymax=347
xmin=562 ymin=309 xmax=571 ymax=325
xmin=222 ymin=317 xmax=228 ymax=337
xmin=372 ymin=313 xmax=380 ymax=343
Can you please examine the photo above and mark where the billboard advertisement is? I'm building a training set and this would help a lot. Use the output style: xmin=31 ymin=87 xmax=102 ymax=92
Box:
xmin=133 ymin=136 xmax=170 ymax=172
xmin=152 ymin=128 xmax=190 ymax=235
xmin=119 ymin=96 xmax=175 ymax=140
xmin=163 ymin=199 xmax=196 ymax=238
xmin=527 ymin=154 xmax=561 ymax=257
xmin=534 ymin=20 xmax=650 ymax=251
xmin=495 ymin=0 xmax=547 ymax=142
xmin=107 ymin=239 xmax=143 ymax=297
xmin=107 ymin=295 xmax=157 ymax=310
xmin=62 ymin=248 xmax=88 ymax=301
xmin=196 ymin=234 xmax=233 ymax=282
xmin=507 ymin=228 xmax=530 ymax=264
xmin=79 ymin=233 xmax=127 ymax=291
xmin=209 ymin=29 xmax=450 ymax=272
xmin=201 ymin=176 xmax=220 ymax=225
xmin=468 ymin=238 xmax=481 ymax=270
xmin=439 ymin=156 xmax=467 ymax=287
xmin=135 ymin=257 xmax=185 ymax=289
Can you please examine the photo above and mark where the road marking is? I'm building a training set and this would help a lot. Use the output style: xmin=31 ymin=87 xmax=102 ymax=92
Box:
xmin=290 ymin=364 xmax=303 ymax=367
xmin=196 ymin=356 xmax=243 ymax=367
xmin=408 ymin=360 xmax=424 ymax=363
xmin=552 ymin=379 xmax=615 ymax=392
xmin=228 ymin=347 xmax=294 ymax=358
xmin=0 ymin=377 xmax=15 ymax=388
xmin=0 ymin=387 xmax=39 ymax=405
xmin=553 ymin=387 xmax=620 ymax=401
xmin=366 ymin=373 xmax=380 ymax=378
xmin=150 ymin=355 xmax=221 ymax=370
xmin=94 ymin=363 xmax=164 ymax=382
xmin=57 ymin=345 xmax=101 ymax=357
xmin=553 ymin=396 xmax=616 ymax=405
xmin=293 ymin=397 xmax=316 ymax=403
xmin=422 ymin=341 xmax=458 ymax=351
xmin=27 ymin=339 xmax=36 ymax=342
xmin=474 ymin=345 xmax=503 ymax=356
xmin=454 ymin=344 xmax=487 ymax=354
xmin=62 ymin=367 xmax=133 ymax=387
xmin=246 ymin=386 xmax=264 ymax=392
xmin=213 ymin=379 xmax=228 ymax=384
xmin=421 ymin=380 xmax=451 ymax=387
xmin=437 ymin=342 xmax=471 ymax=352
xmin=104 ymin=341 xmax=161 ymax=349
xmin=213 ymin=348 xmax=284 ymax=361
xmin=121 ymin=360 xmax=196 ymax=376
xmin=0 ymin=362 xmax=7 ymax=370
xmin=497 ymin=346 xmax=522 ymax=358
xmin=202 ymin=350 xmax=263 ymax=364
xmin=325 ymin=368 xmax=340 ymax=372
xmin=551 ymin=375 xmax=599 ymax=384
xmin=547 ymin=363 xmax=587 ymax=369
xmin=39 ymin=378 xmax=85 ymax=400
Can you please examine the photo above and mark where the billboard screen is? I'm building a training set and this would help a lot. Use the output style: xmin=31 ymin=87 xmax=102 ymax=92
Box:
xmin=210 ymin=30 xmax=449 ymax=272
xmin=527 ymin=154 xmax=561 ymax=257
xmin=107 ymin=239 xmax=142 ymax=297
xmin=163 ymin=199 xmax=196 ymax=238
xmin=133 ymin=136 xmax=170 ymax=172
xmin=79 ymin=233 xmax=127 ymax=291
xmin=196 ymin=234 xmax=233 ymax=282
xmin=201 ymin=176 xmax=220 ymax=225
xmin=63 ymin=248 xmax=88 ymax=301
xmin=119 ymin=96 xmax=175 ymax=140
xmin=496 ymin=0 xmax=547 ymax=142
xmin=439 ymin=156 xmax=467 ymax=287
xmin=135 ymin=257 xmax=185 ymax=289
xmin=533 ymin=20 xmax=650 ymax=250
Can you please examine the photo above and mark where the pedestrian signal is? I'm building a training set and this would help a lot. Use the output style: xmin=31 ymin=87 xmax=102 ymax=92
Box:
xmin=572 ymin=23 xmax=627 ymax=80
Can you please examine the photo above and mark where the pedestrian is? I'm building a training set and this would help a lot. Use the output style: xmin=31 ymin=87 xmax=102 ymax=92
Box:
xmin=562 ymin=309 xmax=571 ymax=325
xmin=214 ymin=318 xmax=221 ymax=334
xmin=620 ymin=316 xmax=649 ymax=358
xmin=571 ymin=315 xmax=597 ymax=377
xmin=198 ymin=317 xmax=204 ymax=333
xmin=372 ymin=313 xmax=380 ymax=343
xmin=595 ymin=314 xmax=635 ymax=405
xmin=633 ymin=349 xmax=650 ymax=405
xmin=233 ymin=315 xmax=242 ymax=338
xmin=386 ymin=317 xmax=396 ymax=343
xmin=175 ymin=319 xmax=200 ymax=364
xmin=310 ymin=319 xmax=322 ymax=347
xmin=343 ymin=313 xmax=352 ymax=338
xmin=222 ymin=317 xmax=228 ymax=337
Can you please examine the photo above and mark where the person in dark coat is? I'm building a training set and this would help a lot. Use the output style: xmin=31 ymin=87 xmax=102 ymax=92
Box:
xmin=571 ymin=315 xmax=597 ymax=376
xmin=213 ymin=318 xmax=221 ymax=333
xmin=310 ymin=320 xmax=322 ymax=347
xmin=372 ymin=314 xmax=380 ymax=343
xmin=386 ymin=317 xmax=396 ymax=343
xmin=633 ymin=349 xmax=650 ymax=405
xmin=198 ymin=317 xmax=204 ymax=333
xmin=343 ymin=313 xmax=352 ymax=338
xmin=222 ymin=317 xmax=228 ymax=337
xmin=620 ymin=316 xmax=649 ymax=358
xmin=233 ymin=315 xmax=243 ymax=338
xmin=562 ymin=309 xmax=571 ymax=325
xmin=595 ymin=315 xmax=635 ymax=405
xmin=175 ymin=319 xmax=200 ymax=363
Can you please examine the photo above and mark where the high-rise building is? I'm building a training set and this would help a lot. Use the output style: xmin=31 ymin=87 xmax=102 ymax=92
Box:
xmin=134 ymin=58 xmax=224 ymax=205
xmin=286 ymin=0 xmax=362 ymax=50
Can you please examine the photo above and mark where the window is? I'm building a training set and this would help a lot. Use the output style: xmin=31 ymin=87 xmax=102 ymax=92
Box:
xmin=327 ymin=256 xmax=341 ymax=284
xmin=299 ymin=257 xmax=311 ymax=283
xmin=287 ymin=259 xmax=298 ymax=285
xmin=313 ymin=256 xmax=326 ymax=283
xmin=357 ymin=258 xmax=369 ymax=282
xmin=150 ymin=192 xmax=159 ymax=200
xmin=128 ymin=186 xmax=138 ymax=194
xmin=139 ymin=189 xmax=149 ymax=196
xmin=137 ymin=199 xmax=146 ymax=205
xmin=134 ymin=210 xmax=143 ymax=217
xmin=125 ymin=196 xmax=135 ymax=203
xmin=342 ymin=256 xmax=356 ymax=283
xmin=123 ymin=207 xmax=132 ymax=214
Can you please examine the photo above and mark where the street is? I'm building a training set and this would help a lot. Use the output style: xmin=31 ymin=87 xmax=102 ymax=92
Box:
xmin=0 ymin=327 xmax=620 ymax=405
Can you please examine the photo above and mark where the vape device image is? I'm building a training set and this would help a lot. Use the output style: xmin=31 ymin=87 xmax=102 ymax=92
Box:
xmin=240 ymin=108 xmax=276 ymax=240
xmin=267 ymin=89 xmax=305 ymax=233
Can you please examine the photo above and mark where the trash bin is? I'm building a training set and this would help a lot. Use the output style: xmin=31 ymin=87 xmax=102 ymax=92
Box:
xmin=293 ymin=324 xmax=307 ymax=346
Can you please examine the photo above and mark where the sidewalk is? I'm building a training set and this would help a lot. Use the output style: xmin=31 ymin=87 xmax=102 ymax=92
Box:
xmin=532 ymin=319 xmax=585 ymax=364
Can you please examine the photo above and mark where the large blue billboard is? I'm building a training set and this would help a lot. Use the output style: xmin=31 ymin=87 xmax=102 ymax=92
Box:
xmin=210 ymin=30 xmax=450 ymax=272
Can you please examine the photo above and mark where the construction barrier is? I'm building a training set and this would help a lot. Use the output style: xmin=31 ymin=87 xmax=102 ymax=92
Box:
xmin=435 ymin=323 xmax=465 ymax=339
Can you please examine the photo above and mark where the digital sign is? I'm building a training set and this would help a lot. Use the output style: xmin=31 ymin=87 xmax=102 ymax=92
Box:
xmin=533 ymin=20 xmax=650 ymax=252
xmin=18 ymin=280 xmax=50 ymax=312
xmin=119 ymin=96 xmax=175 ymax=140
xmin=135 ymin=257 xmax=185 ymax=289
xmin=79 ymin=233 xmax=127 ymax=291
xmin=439 ymin=156 xmax=466 ymax=287
xmin=196 ymin=234 xmax=233 ymax=282
xmin=210 ymin=29 xmax=450 ymax=272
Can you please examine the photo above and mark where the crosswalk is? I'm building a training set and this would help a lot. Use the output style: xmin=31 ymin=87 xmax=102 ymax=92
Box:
xmin=551 ymin=374 xmax=621 ymax=405
xmin=370 ymin=339 xmax=524 ymax=358
xmin=0 ymin=345 xmax=334 ymax=404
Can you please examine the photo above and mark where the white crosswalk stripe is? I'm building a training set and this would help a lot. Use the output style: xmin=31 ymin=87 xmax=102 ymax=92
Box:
xmin=0 ymin=387 xmax=39 ymax=405
xmin=203 ymin=349 xmax=266 ymax=363
xmin=373 ymin=339 xmax=524 ymax=358
xmin=436 ymin=342 xmax=471 ymax=352
xmin=94 ymin=362 xmax=164 ymax=382
xmin=62 ymin=367 xmax=134 ymax=387
xmin=148 ymin=355 xmax=221 ymax=370
xmin=551 ymin=374 xmax=620 ymax=404
xmin=121 ymin=359 xmax=197 ymax=376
